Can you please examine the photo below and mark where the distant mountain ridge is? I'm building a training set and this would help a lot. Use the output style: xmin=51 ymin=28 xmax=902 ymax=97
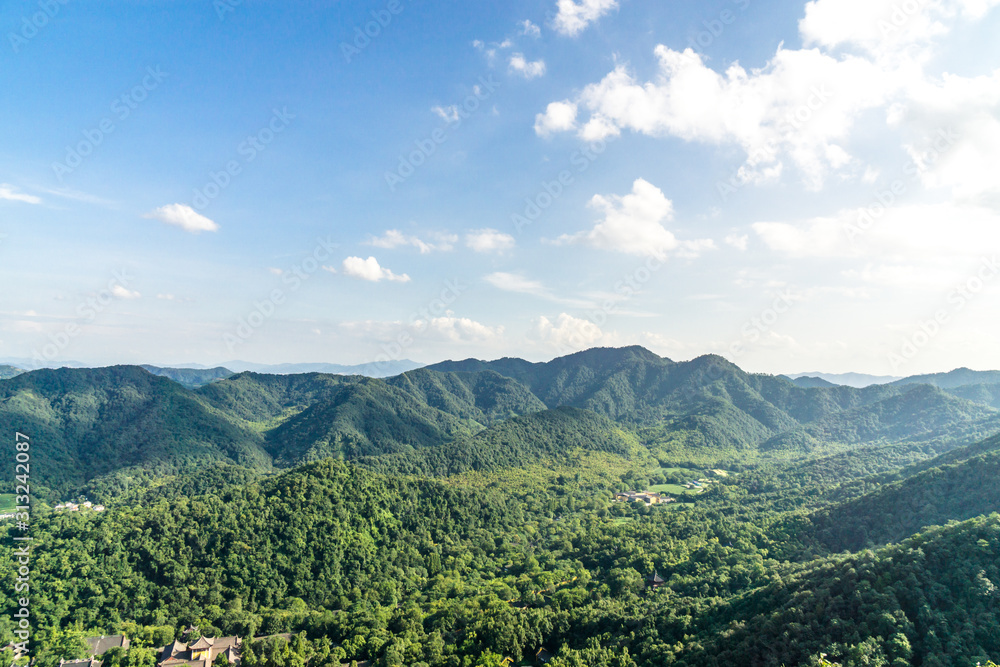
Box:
xmin=5 ymin=346 xmax=1000 ymax=500
xmin=218 ymin=359 xmax=424 ymax=377
xmin=783 ymin=371 xmax=902 ymax=387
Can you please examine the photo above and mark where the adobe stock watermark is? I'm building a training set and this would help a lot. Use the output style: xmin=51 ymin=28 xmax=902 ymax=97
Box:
xmin=341 ymin=0 xmax=404 ymax=63
xmin=223 ymin=237 xmax=337 ymax=352
xmin=877 ymin=0 xmax=932 ymax=38
xmin=511 ymin=136 xmax=613 ymax=234
xmin=192 ymin=107 xmax=295 ymax=211
xmin=887 ymin=255 xmax=999 ymax=371
xmin=29 ymin=269 xmax=137 ymax=369
xmin=844 ymin=127 xmax=959 ymax=242
xmin=370 ymin=278 xmax=470 ymax=371
xmin=8 ymin=0 xmax=69 ymax=53
xmin=687 ymin=0 xmax=751 ymax=54
xmin=52 ymin=66 xmax=168 ymax=181
xmin=384 ymin=76 xmax=500 ymax=192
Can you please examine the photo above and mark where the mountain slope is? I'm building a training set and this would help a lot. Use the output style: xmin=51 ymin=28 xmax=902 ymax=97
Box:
xmin=800 ymin=432 xmax=1000 ymax=552
xmin=892 ymin=367 xmax=1000 ymax=389
xmin=357 ymin=406 xmax=634 ymax=477
xmin=0 ymin=365 xmax=24 ymax=380
xmin=693 ymin=515 xmax=1000 ymax=666
xmin=141 ymin=364 xmax=234 ymax=388
xmin=385 ymin=368 xmax=547 ymax=425
xmin=0 ymin=366 xmax=272 ymax=496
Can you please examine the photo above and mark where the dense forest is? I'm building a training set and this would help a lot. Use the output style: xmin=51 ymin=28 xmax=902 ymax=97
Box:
xmin=2 ymin=346 xmax=999 ymax=666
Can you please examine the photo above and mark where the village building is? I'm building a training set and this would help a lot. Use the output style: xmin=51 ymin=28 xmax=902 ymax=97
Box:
xmin=646 ymin=571 xmax=666 ymax=590
xmin=60 ymin=659 xmax=101 ymax=667
xmin=85 ymin=634 xmax=130 ymax=656
xmin=613 ymin=491 xmax=673 ymax=505
xmin=158 ymin=636 xmax=241 ymax=666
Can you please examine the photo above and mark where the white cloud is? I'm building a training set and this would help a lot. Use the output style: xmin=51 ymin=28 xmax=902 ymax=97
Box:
xmin=368 ymin=229 xmax=456 ymax=253
xmin=724 ymin=232 xmax=749 ymax=250
xmin=432 ymin=105 xmax=461 ymax=124
xmin=539 ymin=0 xmax=1000 ymax=192
xmin=111 ymin=285 xmax=141 ymax=300
xmin=340 ymin=256 xmax=411 ymax=283
xmin=535 ymin=312 xmax=604 ymax=350
xmin=424 ymin=316 xmax=504 ymax=343
xmin=553 ymin=0 xmax=618 ymax=36
xmin=509 ymin=53 xmax=546 ymax=79
xmin=564 ymin=46 xmax=889 ymax=189
xmin=144 ymin=204 xmax=219 ymax=234
xmin=676 ymin=238 xmax=717 ymax=259
xmin=535 ymin=101 xmax=578 ymax=136
xmin=892 ymin=72 xmax=1000 ymax=205
xmin=484 ymin=272 xmax=549 ymax=297
xmin=753 ymin=202 xmax=1000 ymax=261
xmin=465 ymin=228 xmax=515 ymax=252
xmin=559 ymin=178 xmax=712 ymax=259
xmin=0 ymin=184 xmax=41 ymax=204
xmin=520 ymin=19 xmax=541 ymax=37
xmin=799 ymin=0 xmax=1000 ymax=60
xmin=341 ymin=316 xmax=503 ymax=344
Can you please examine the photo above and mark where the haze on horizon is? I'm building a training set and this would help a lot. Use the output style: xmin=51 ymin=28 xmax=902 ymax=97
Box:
xmin=3 ymin=0 xmax=999 ymax=376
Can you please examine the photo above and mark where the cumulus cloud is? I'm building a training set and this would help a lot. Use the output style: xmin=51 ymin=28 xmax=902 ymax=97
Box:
xmin=340 ymin=256 xmax=411 ymax=283
xmin=558 ymin=178 xmax=712 ymax=259
xmin=567 ymin=46 xmax=888 ymax=188
xmin=0 ymin=184 xmax=41 ymax=204
xmin=538 ymin=0 xmax=1000 ymax=192
xmin=368 ymin=229 xmax=456 ymax=253
xmin=553 ymin=0 xmax=618 ymax=36
xmin=535 ymin=100 xmax=578 ymax=136
xmin=465 ymin=228 xmax=515 ymax=252
xmin=509 ymin=53 xmax=546 ymax=79
xmin=535 ymin=312 xmax=604 ymax=350
xmin=144 ymin=204 xmax=219 ymax=234
xmin=423 ymin=316 xmax=504 ymax=343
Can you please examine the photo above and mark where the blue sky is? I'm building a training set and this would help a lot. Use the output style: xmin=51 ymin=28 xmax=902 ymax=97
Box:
xmin=2 ymin=0 xmax=999 ymax=374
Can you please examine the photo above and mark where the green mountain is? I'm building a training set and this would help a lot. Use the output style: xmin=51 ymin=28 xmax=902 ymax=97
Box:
xmin=693 ymin=515 xmax=1000 ymax=667
xmin=357 ymin=406 xmax=634 ymax=477
xmin=140 ymin=364 xmax=235 ymax=388
xmin=800 ymin=433 xmax=1000 ymax=552
xmin=7 ymin=348 xmax=999 ymax=500
xmin=786 ymin=375 xmax=838 ymax=388
xmin=432 ymin=347 xmax=1000 ymax=460
xmin=892 ymin=367 xmax=1000 ymax=389
xmin=0 ymin=365 xmax=24 ymax=380
xmin=0 ymin=366 xmax=273 ymax=498
xmin=945 ymin=382 xmax=1000 ymax=410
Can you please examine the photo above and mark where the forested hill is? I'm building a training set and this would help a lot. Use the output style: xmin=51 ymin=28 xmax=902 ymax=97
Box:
xmin=0 ymin=366 xmax=273 ymax=496
xmin=2 ymin=348 xmax=1000 ymax=666
xmin=798 ymin=433 xmax=1000 ymax=552
xmin=4 ymin=348 xmax=1000 ymax=498
xmin=140 ymin=364 xmax=234 ymax=388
